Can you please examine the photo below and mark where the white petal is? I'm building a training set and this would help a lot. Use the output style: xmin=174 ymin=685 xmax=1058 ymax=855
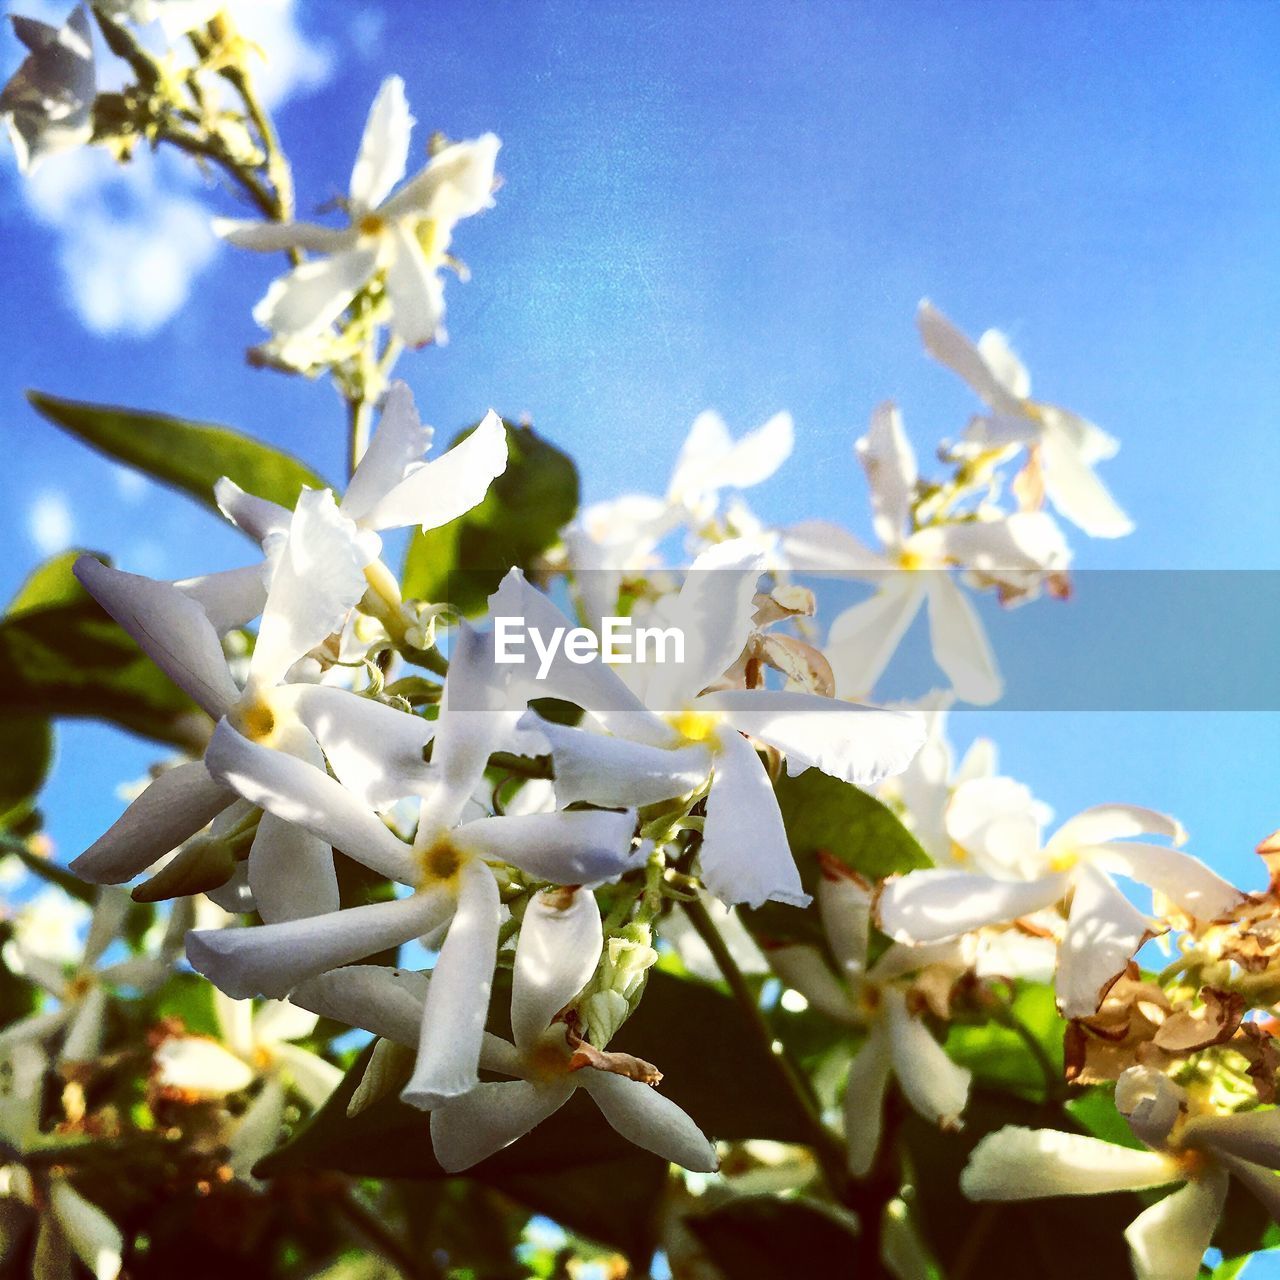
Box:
xmin=250 ymin=488 xmax=371 ymax=688
xmin=361 ymin=409 xmax=508 ymax=532
xmin=1039 ymin=426 xmax=1133 ymax=539
xmin=350 ymin=75 xmax=412 ymax=211
xmin=937 ymin=512 xmax=1070 ymax=577
xmin=213 ymin=478 xmax=291 ymax=544
xmin=917 ymin=301 xmax=1022 ymax=415
xmin=253 ymin=247 xmax=378 ymax=338
xmin=175 ymin=564 xmax=268 ymax=634
xmin=83 ymin=889 xmax=131 ymax=967
xmin=430 ymin=1079 xmax=575 ymax=1171
xmin=581 ymin=1071 xmax=718 ymax=1172
xmin=48 ymin=1182 xmax=122 ymax=1280
xmin=252 ymin=998 xmax=319 ymax=1046
xmin=187 ymin=892 xmax=449 ymax=999
xmin=74 ymin=557 xmax=238 ymax=717
xmin=458 ymin=809 xmax=638 ymax=887
xmin=512 ymin=887 xmax=603 ymax=1053
xmin=975 ymin=328 xmax=1032 ymax=401
xmin=291 ymin=965 xmax=428 ymax=1048
xmin=884 ymin=988 xmax=969 ymax=1128
xmin=856 ymin=401 xmax=917 ymax=547
xmin=1216 ymin=1153 xmax=1280 ymax=1222
xmin=878 ymin=869 xmax=1069 ymax=945
xmin=281 ymin=683 xmax=433 ymax=812
xmin=699 ymin=688 xmax=925 ymax=787
xmin=1050 ymin=804 xmax=1185 ymax=850
xmin=273 ymin=1043 xmax=343 ymax=1110
xmin=844 ymin=1019 xmax=893 ymax=1177
xmin=154 ymin=1036 xmax=254 ymax=1096
xmin=700 ymin=729 xmax=808 ymax=909
xmin=402 ymin=862 xmax=501 ymax=1107
xmin=717 ymin=411 xmax=794 ymax=490
xmin=1057 ymin=863 xmax=1153 ymax=1019
xmin=961 ymin=1126 xmax=1182 ymax=1200
xmin=667 ymin=410 xmax=733 ymax=504
xmin=214 ymin=218 xmax=350 ymax=254
xmin=384 ymin=223 xmax=445 ymax=348
xmin=780 ymin=519 xmax=888 ymax=574
xmin=1125 ymin=1171 xmax=1229 ymax=1280
xmin=228 ymin=1075 xmax=287 ymax=1183
xmin=71 ymin=762 xmax=232 ymax=884
xmin=1182 ymin=1109 xmax=1280 ymax=1170
xmin=204 ymin=718 xmax=416 ymax=882
xmin=922 ymin=575 xmax=1002 ymax=706
xmin=247 ymin=812 xmax=338 ymax=924
xmin=824 ymin=577 xmax=926 ymax=699
xmin=341 ymin=381 xmax=433 ymax=524
xmin=817 ymin=869 xmax=872 ymax=981
xmin=59 ymin=985 xmax=107 ymax=1064
xmin=668 ymin=410 xmax=792 ymax=506
xmin=522 ymin=714 xmax=710 ymax=809
xmin=380 ymin=133 xmax=501 ymax=222
xmin=945 ymin=776 xmax=1045 ymax=877
xmin=1090 ymin=842 xmax=1241 ymax=924
xmin=766 ymin=945 xmax=859 ymax=1022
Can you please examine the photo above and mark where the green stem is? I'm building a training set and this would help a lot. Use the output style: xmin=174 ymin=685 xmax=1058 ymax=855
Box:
xmin=347 ymin=393 xmax=373 ymax=478
xmin=991 ymin=999 xmax=1066 ymax=1103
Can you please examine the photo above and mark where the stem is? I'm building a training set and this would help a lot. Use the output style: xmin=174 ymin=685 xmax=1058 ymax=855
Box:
xmin=679 ymin=895 xmax=850 ymax=1199
xmin=991 ymin=999 xmax=1066 ymax=1103
xmin=347 ymin=393 xmax=373 ymax=478
xmin=951 ymin=1202 xmax=1000 ymax=1280
xmin=334 ymin=1185 xmax=436 ymax=1280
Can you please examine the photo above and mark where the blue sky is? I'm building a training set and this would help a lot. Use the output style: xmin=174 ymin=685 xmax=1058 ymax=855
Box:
xmin=3 ymin=0 xmax=1280 ymax=903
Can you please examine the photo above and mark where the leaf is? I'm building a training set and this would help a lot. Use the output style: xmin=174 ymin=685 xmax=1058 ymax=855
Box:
xmin=946 ymin=984 xmax=1064 ymax=1102
xmin=685 ymin=1196 xmax=860 ymax=1279
xmin=28 ymin=390 xmax=326 ymax=518
xmin=0 ymin=552 xmax=206 ymax=749
xmin=0 ymin=715 xmax=52 ymax=827
xmin=1 ymin=838 xmax=94 ymax=904
xmin=743 ymin=768 xmax=931 ymax=946
xmin=402 ymin=420 xmax=578 ymax=615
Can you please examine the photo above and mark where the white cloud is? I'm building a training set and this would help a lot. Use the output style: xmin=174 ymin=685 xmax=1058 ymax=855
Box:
xmin=5 ymin=0 xmax=332 ymax=336
xmin=27 ymin=490 xmax=74 ymax=554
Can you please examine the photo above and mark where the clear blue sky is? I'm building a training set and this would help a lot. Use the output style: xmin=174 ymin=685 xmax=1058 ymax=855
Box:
xmin=3 ymin=0 xmax=1280 ymax=901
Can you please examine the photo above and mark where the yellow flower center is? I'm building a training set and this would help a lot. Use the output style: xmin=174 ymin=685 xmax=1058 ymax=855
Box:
xmin=526 ymin=1035 xmax=574 ymax=1083
xmin=898 ymin=548 xmax=926 ymax=571
xmin=668 ymin=709 xmax=720 ymax=743
xmin=417 ymin=838 xmax=465 ymax=886
xmin=358 ymin=212 xmax=386 ymax=236
xmin=416 ymin=217 xmax=442 ymax=260
xmin=1047 ymin=847 xmax=1080 ymax=874
xmin=234 ymin=698 xmax=277 ymax=743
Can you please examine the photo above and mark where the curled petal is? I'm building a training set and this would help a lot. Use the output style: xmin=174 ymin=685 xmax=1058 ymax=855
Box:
xmin=1088 ymin=841 xmax=1241 ymax=924
xmin=512 ymin=888 xmax=603 ymax=1053
xmin=1057 ymin=864 xmax=1154 ymax=1019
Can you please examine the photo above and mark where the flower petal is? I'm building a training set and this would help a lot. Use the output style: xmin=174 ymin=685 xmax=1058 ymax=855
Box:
xmin=1057 ymin=863 xmax=1154 ymax=1019
xmin=247 ymin=811 xmax=338 ymax=924
xmin=74 ymin=556 xmax=238 ymax=717
xmin=824 ymin=577 xmax=926 ymax=699
xmin=228 ymin=1074 xmax=287 ymax=1183
xmin=780 ymin=519 xmax=888 ymax=574
xmin=70 ymin=763 xmax=231 ymax=884
xmin=214 ymin=218 xmax=350 ymax=254
xmin=253 ymin=246 xmax=378 ymax=338
xmin=360 ymin=409 xmax=508 ymax=532
xmin=844 ymin=1019 xmax=892 ymax=1177
xmin=1051 ymin=804 xmax=1185 ymax=850
xmin=154 ymin=1036 xmax=255 ymax=1096
xmin=581 ymin=1071 xmax=718 ymax=1172
xmin=175 ymin=564 xmax=268 ymax=634
xmin=512 ymin=887 xmax=603 ymax=1053
xmin=252 ymin=998 xmax=318 ymax=1046
xmin=459 ymin=809 xmax=638 ymax=887
xmin=1125 ymin=1172 xmax=1229 ymax=1280
xmin=48 ymin=1182 xmax=122 ymax=1280
xmin=856 ymin=401 xmax=916 ymax=548
xmin=380 ymin=133 xmax=501 ymax=222
xmin=384 ymin=222 xmax=446 ymax=347
xmin=818 ymin=868 xmax=872 ymax=981
xmin=700 ymin=728 xmax=808 ymax=909
xmin=922 ymin=574 xmax=1002 ymax=706
xmin=699 ymin=688 xmax=925 ymax=787
xmin=961 ymin=1126 xmax=1183 ymax=1200
xmin=1182 ymin=1109 xmax=1280 ymax=1170
xmin=60 ymin=985 xmax=107 ymax=1064
xmin=213 ymin=477 xmax=291 ymax=543
xmin=204 ymin=718 xmax=416 ymax=882
xmin=340 ymin=381 xmax=434 ymax=524
xmin=884 ymin=988 xmax=970 ymax=1129
xmin=766 ymin=945 xmax=859 ymax=1022
xmin=1039 ymin=426 xmax=1133 ymax=539
xmin=187 ymin=892 xmax=449 ymax=999
xmin=291 ymin=965 xmax=429 ymax=1048
xmin=402 ymin=862 xmax=501 ymax=1108
xmin=878 ymin=869 xmax=1069 ymax=945
xmin=1090 ymin=842 xmax=1242 ymax=924
xmin=917 ymin=300 xmax=1021 ymax=415
xmin=349 ymin=75 xmax=412 ymax=212
xmin=430 ymin=1079 xmax=575 ymax=1172
xmin=1215 ymin=1153 xmax=1280 ymax=1222
xmin=273 ymin=1043 xmax=343 ymax=1110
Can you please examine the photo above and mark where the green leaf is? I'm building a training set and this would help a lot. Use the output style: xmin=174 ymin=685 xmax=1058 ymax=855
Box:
xmin=28 ymin=390 xmax=326 ymax=518
xmin=686 ymin=1195 xmax=860 ymax=1278
xmin=0 ymin=715 xmax=52 ymax=827
xmin=402 ymin=419 xmax=578 ymax=615
xmin=946 ymin=983 xmax=1064 ymax=1102
xmin=0 ymin=552 xmax=204 ymax=749
xmin=743 ymin=768 xmax=930 ymax=946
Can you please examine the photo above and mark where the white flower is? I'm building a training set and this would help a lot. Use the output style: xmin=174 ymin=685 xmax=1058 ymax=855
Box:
xmin=918 ymin=300 xmax=1133 ymax=538
xmin=0 ymin=6 xmax=96 ymax=174
xmin=70 ymin=489 xmax=434 ymax=920
xmin=0 ymin=889 xmax=180 ymax=1065
xmin=97 ymin=0 xmax=223 ymax=40
xmin=507 ymin=540 xmax=924 ymax=910
xmin=879 ymin=803 xmax=1242 ymax=1017
xmin=216 ymin=76 xmax=499 ymax=347
xmin=297 ymin=888 xmax=719 ymax=1173
xmin=963 ymin=1067 xmax=1280 ymax=1280
xmin=155 ymin=990 xmax=340 ymax=1182
xmin=767 ymin=867 xmax=972 ymax=1176
xmin=190 ymin=620 xmax=639 ymax=1108
xmin=786 ymin=402 xmax=1070 ymax=706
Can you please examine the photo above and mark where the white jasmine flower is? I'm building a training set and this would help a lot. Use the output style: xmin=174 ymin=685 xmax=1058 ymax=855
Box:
xmin=879 ymin=803 xmax=1242 ymax=1017
xmin=767 ymin=865 xmax=972 ymax=1176
xmin=190 ymin=622 xmax=639 ymax=1108
xmin=217 ymin=76 xmax=499 ymax=347
xmin=0 ymin=6 xmax=95 ymax=174
xmin=917 ymin=300 xmax=1133 ymax=538
xmin=788 ymin=402 xmax=1070 ymax=705
xmin=155 ymin=990 xmax=340 ymax=1182
xmin=963 ymin=1067 xmax=1280 ymax=1280
xmin=70 ymin=489 xmax=434 ymax=920
xmin=97 ymin=0 xmax=224 ymax=40
xmin=509 ymin=540 xmax=925 ymax=909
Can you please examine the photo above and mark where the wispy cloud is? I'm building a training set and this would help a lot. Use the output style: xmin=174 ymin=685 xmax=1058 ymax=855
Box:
xmin=27 ymin=489 xmax=73 ymax=554
xmin=5 ymin=0 xmax=332 ymax=336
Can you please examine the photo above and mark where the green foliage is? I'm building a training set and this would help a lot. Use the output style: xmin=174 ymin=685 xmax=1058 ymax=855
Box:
xmin=685 ymin=1195 xmax=860 ymax=1278
xmin=743 ymin=768 xmax=931 ymax=946
xmin=28 ymin=390 xmax=326 ymax=518
xmin=401 ymin=419 xmax=578 ymax=614
xmin=946 ymin=983 xmax=1063 ymax=1102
